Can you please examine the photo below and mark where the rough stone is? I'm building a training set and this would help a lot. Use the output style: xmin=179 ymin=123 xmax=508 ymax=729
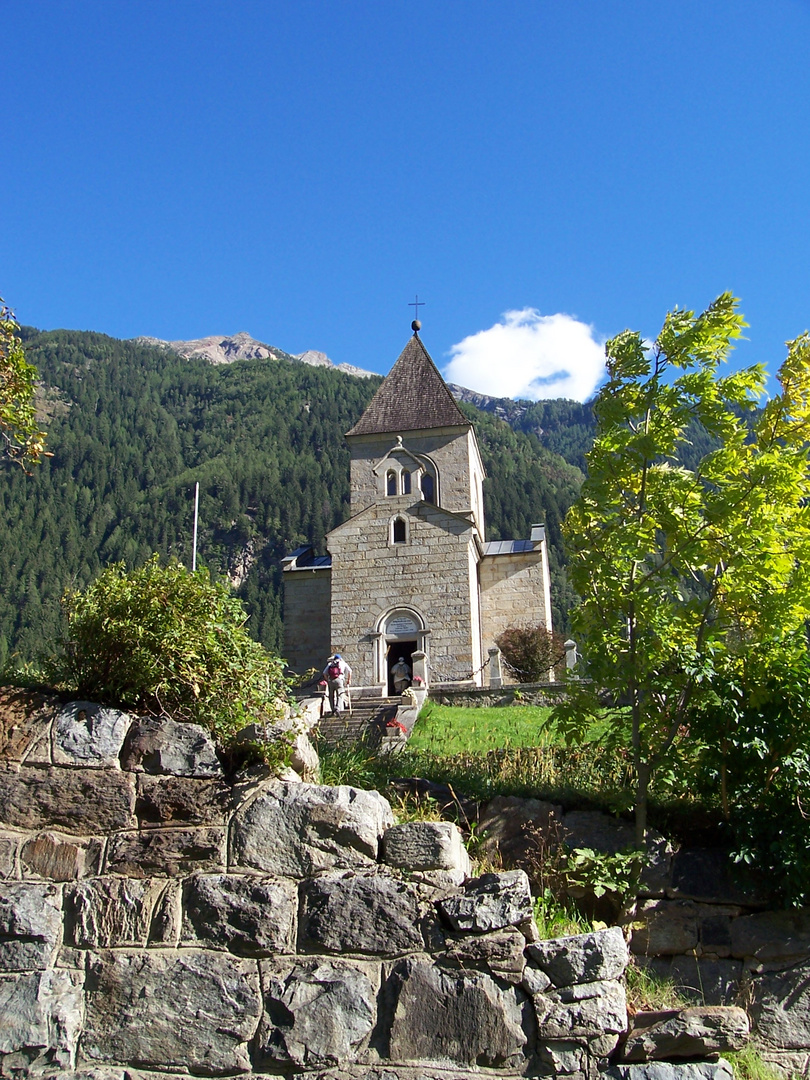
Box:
xmin=731 ymin=909 xmax=810 ymax=963
xmin=255 ymin=957 xmax=377 ymax=1067
xmin=299 ymin=871 xmax=436 ymax=956
xmin=631 ymin=900 xmax=700 ymax=956
xmin=527 ymin=926 xmax=628 ymax=987
xmin=0 ymin=882 xmax=62 ymax=971
xmin=522 ymin=963 xmax=552 ymax=995
xmin=52 ymin=701 xmax=132 ymax=769
xmin=230 ymin=781 xmax=394 ymax=877
xmin=443 ymin=926 xmax=527 ymax=983
xmin=119 ymin=716 xmax=223 ymax=777
xmin=536 ymin=978 xmax=627 ymax=1038
xmin=105 ymin=826 xmax=226 ymax=877
xmin=0 ymin=968 xmax=84 ymax=1064
xmin=20 ymin=832 xmax=103 ymax=881
xmin=0 ymin=833 xmax=16 ymax=877
xmin=535 ymin=1039 xmax=587 ymax=1075
xmin=135 ymin=773 xmax=233 ymax=827
xmin=746 ymin=957 xmax=810 ymax=1049
xmin=561 ymin=811 xmax=674 ymax=895
xmin=290 ymin=731 xmax=320 ymax=780
xmin=669 ymin=848 xmax=771 ymax=906
xmin=81 ymin=949 xmax=261 ymax=1073
xmin=0 ymin=688 xmax=59 ymax=763
xmin=182 ymin=873 xmax=297 ymax=955
xmin=148 ymin=881 xmax=181 ymax=945
xmin=65 ymin=878 xmax=165 ymax=948
xmin=382 ymin=821 xmax=471 ymax=884
xmin=438 ymin=870 xmax=533 ymax=933
xmin=470 ymin=795 xmax=562 ymax=870
xmin=620 ymin=1007 xmax=750 ymax=1062
xmin=0 ymin=764 xmax=135 ymax=833
xmin=386 ymin=958 xmax=528 ymax=1067
xmin=606 ymin=1063 xmax=734 ymax=1080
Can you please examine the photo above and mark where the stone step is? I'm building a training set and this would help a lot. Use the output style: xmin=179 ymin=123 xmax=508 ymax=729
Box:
xmin=317 ymin=698 xmax=401 ymax=744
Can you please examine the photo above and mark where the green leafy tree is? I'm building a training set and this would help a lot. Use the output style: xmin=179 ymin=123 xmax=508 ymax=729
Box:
xmin=496 ymin=623 xmax=568 ymax=683
xmin=554 ymin=294 xmax=810 ymax=844
xmin=0 ymin=302 xmax=47 ymax=469
xmin=46 ymin=556 xmax=290 ymax=743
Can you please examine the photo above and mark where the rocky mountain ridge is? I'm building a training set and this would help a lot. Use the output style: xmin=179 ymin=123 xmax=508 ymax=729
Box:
xmin=135 ymin=331 xmax=377 ymax=378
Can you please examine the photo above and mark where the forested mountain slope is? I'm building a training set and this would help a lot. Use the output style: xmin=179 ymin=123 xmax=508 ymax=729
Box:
xmin=1 ymin=329 xmax=583 ymax=667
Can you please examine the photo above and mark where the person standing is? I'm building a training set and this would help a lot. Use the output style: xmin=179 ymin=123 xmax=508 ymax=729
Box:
xmin=323 ymin=653 xmax=352 ymax=714
xmin=391 ymin=656 xmax=412 ymax=694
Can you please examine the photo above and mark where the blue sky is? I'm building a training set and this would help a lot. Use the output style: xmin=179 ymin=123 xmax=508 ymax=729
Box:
xmin=3 ymin=1 xmax=810 ymax=400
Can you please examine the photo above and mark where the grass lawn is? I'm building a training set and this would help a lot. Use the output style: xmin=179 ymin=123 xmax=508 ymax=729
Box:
xmin=408 ymin=702 xmax=611 ymax=755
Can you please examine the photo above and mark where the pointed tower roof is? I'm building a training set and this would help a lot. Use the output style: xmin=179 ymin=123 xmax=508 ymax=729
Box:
xmin=347 ymin=332 xmax=469 ymax=437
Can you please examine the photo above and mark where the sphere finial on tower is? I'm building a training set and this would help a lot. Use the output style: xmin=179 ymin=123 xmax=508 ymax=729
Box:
xmin=411 ymin=319 xmax=421 ymax=332
xmin=408 ymin=294 xmax=424 ymax=333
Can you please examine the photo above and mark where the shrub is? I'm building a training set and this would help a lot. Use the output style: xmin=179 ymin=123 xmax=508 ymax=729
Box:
xmin=46 ymin=556 xmax=289 ymax=744
xmin=495 ymin=624 xmax=568 ymax=683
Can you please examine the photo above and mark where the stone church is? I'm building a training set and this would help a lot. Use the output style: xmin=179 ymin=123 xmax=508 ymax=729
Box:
xmin=282 ymin=325 xmax=552 ymax=692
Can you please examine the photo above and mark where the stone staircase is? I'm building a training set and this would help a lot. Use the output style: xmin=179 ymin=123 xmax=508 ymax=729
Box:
xmin=316 ymin=694 xmax=401 ymax=744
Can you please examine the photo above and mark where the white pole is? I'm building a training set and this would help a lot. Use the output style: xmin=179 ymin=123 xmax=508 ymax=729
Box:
xmin=192 ymin=482 xmax=199 ymax=572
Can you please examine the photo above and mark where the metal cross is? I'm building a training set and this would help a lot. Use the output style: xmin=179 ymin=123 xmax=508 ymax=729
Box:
xmin=408 ymin=295 xmax=425 ymax=320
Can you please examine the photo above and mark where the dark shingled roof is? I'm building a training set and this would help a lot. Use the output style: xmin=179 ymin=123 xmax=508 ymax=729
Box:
xmin=346 ymin=333 xmax=470 ymax=437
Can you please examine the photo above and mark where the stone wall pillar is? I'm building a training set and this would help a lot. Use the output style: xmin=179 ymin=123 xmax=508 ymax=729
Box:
xmin=411 ymin=650 xmax=427 ymax=689
xmin=565 ymin=638 xmax=578 ymax=677
xmin=488 ymin=647 xmax=503 ymax=688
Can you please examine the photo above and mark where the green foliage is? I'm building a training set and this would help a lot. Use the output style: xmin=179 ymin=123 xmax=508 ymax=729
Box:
xmin=0 ymin=303 xmax=47 ymax=469
xmin=407 ymin=703 xmax=556 ymax=754
xmin=45 ymin=556 xmax=289 ymax=744
xmin=556 ymin=295 xmax=810 ymax=844
xmin=495 ymin=624 xmax=568 ymax=683
xmin=564 ymin=846 xmax=645 ymax=901
xmin=624 ymin=959 xmax=691 ymax=1012
xmin=726 ymin=1045 xmax=784 ymax=1080
xmin=533 ymin=889 xmax=592 ymax=939
xmin=692 ymin=639 xmax=810 ymax=906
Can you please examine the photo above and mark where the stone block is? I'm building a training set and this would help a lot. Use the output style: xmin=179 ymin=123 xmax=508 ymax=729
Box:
xmin=631 ymin=900 xmax=700 ymax=956
xmin=0 ymin=882 xmax=62 ymax=971
xmin=0 ymin=764 xmax=135 ymax=834
xmin=746 ymin=957 xmax=810 ymax=1049
xmin=561 ymin=811 xmax=673 ymax=896
xmin=65 ymin=878 xmax=165 ymax=948
xmin=0 ymin=688 xmax=60 ymax=763
xmin=443 ymin=926 xmax=527 ymax=983
xmin=81 ymin=949 xmax=261 ymax=1074
xmin=535 ymin=1039 xmax=587 ymax=1075
xmin=20 ymin=832 xmax=103 ymax=881
xmin=666 ymin=955 xmax=743 ymax=1006
xmin=0 ymin=968 xmax=84 ymax=1064
xmin=386 ymin=958 xmax=528 ymax=1067
xmin=438 ymin=870 xmax=533 ymax=933
xmin=731 ymin=908 xmax=810 ymax=963
xmin=669 ymin=848 xmax=771 ymax=906
xmin=527 ymin=926 xmax=628 ymax=987
xmin=620 ymin=1006 xmax=749 ymax=1062
xmin=255 ymin=957 xmax=377 ymax=1068
xmin=474 ymin=795 xmax=562 ymax=870
xmin=0 ymin=833 xmax=16 ymax=877
xmin=105 ymin=827 xmax=226 ymax=877
xmin=604 ymin=1063 xmax=734 ymax=1080
xmin=182 ymin=873 xmax=297 ymax=956
xmin=382 ymin=821 xmax=471 ymax=884
xmin=537 ymin=978 xmax=627 ymax=1038
xmin=120 ymin=716 xmax=223 ymax=777
xmin=299 ymin=871 xmax=437 ymax=956
xmin=148 ymin=881 xmax=181 ymax=945
xmin=52 ymin=701 xmax=133 ymax=768
xmin=135 ymin=773 xmax=233 ymax=827
xmin=230 ymin=781 xmax=394 ymax=877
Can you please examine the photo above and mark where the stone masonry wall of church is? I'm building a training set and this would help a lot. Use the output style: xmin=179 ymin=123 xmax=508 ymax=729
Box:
xmin=348 ymin=428 xmax=482 ymax=525
xmin=282 ymin=570 xmax=331 ymax=675
xmin=479 ymin=553 xmax=553 ymax=652
xmin=328 ymin=502 xmax=478 ymax=687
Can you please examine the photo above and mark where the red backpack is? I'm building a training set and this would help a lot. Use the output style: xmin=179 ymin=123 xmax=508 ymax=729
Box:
xmin=327 ymin=662 xmax=342 ymax=681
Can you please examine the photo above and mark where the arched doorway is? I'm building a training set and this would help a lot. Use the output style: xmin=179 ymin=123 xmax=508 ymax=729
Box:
xmin=377 ymin=608 xmax=427 ymax=693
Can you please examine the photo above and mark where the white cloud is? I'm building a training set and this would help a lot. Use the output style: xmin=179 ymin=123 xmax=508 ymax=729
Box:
xmin=443 ymin=309 xmax=607 ymax=402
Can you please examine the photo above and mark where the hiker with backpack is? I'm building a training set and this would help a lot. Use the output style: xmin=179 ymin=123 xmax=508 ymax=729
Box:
xmin=323 ymin=653 xmax=352 ymax=714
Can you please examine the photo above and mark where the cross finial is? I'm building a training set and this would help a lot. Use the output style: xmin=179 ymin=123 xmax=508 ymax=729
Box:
xmin=409 ymin=294 xmax=425 ymax=332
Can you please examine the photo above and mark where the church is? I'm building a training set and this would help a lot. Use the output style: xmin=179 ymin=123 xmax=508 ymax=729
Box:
xmin=282 ymin=323 xmax=552 ymax=692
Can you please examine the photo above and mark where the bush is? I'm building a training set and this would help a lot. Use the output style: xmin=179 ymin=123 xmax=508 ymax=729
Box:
xmin=46 ymin=556 xmax=289 ymax=744
xmin=496 ymin=624 xmax=568 ymax=683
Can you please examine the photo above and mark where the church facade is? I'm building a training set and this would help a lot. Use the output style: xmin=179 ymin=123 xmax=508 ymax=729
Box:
xmin=282 ymin=328 xmax=552 ymax=691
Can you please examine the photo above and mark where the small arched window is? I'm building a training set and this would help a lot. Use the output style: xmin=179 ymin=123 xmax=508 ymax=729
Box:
xmin=392 ymin=517 xmax=407 ymax=543
xmin=386 ymin=470 xmax=397 ymax=496
xmin=402 ymin=470 xmax=411 ymax=494
xmin=421 ymin=473 xmax=434 ymax=503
